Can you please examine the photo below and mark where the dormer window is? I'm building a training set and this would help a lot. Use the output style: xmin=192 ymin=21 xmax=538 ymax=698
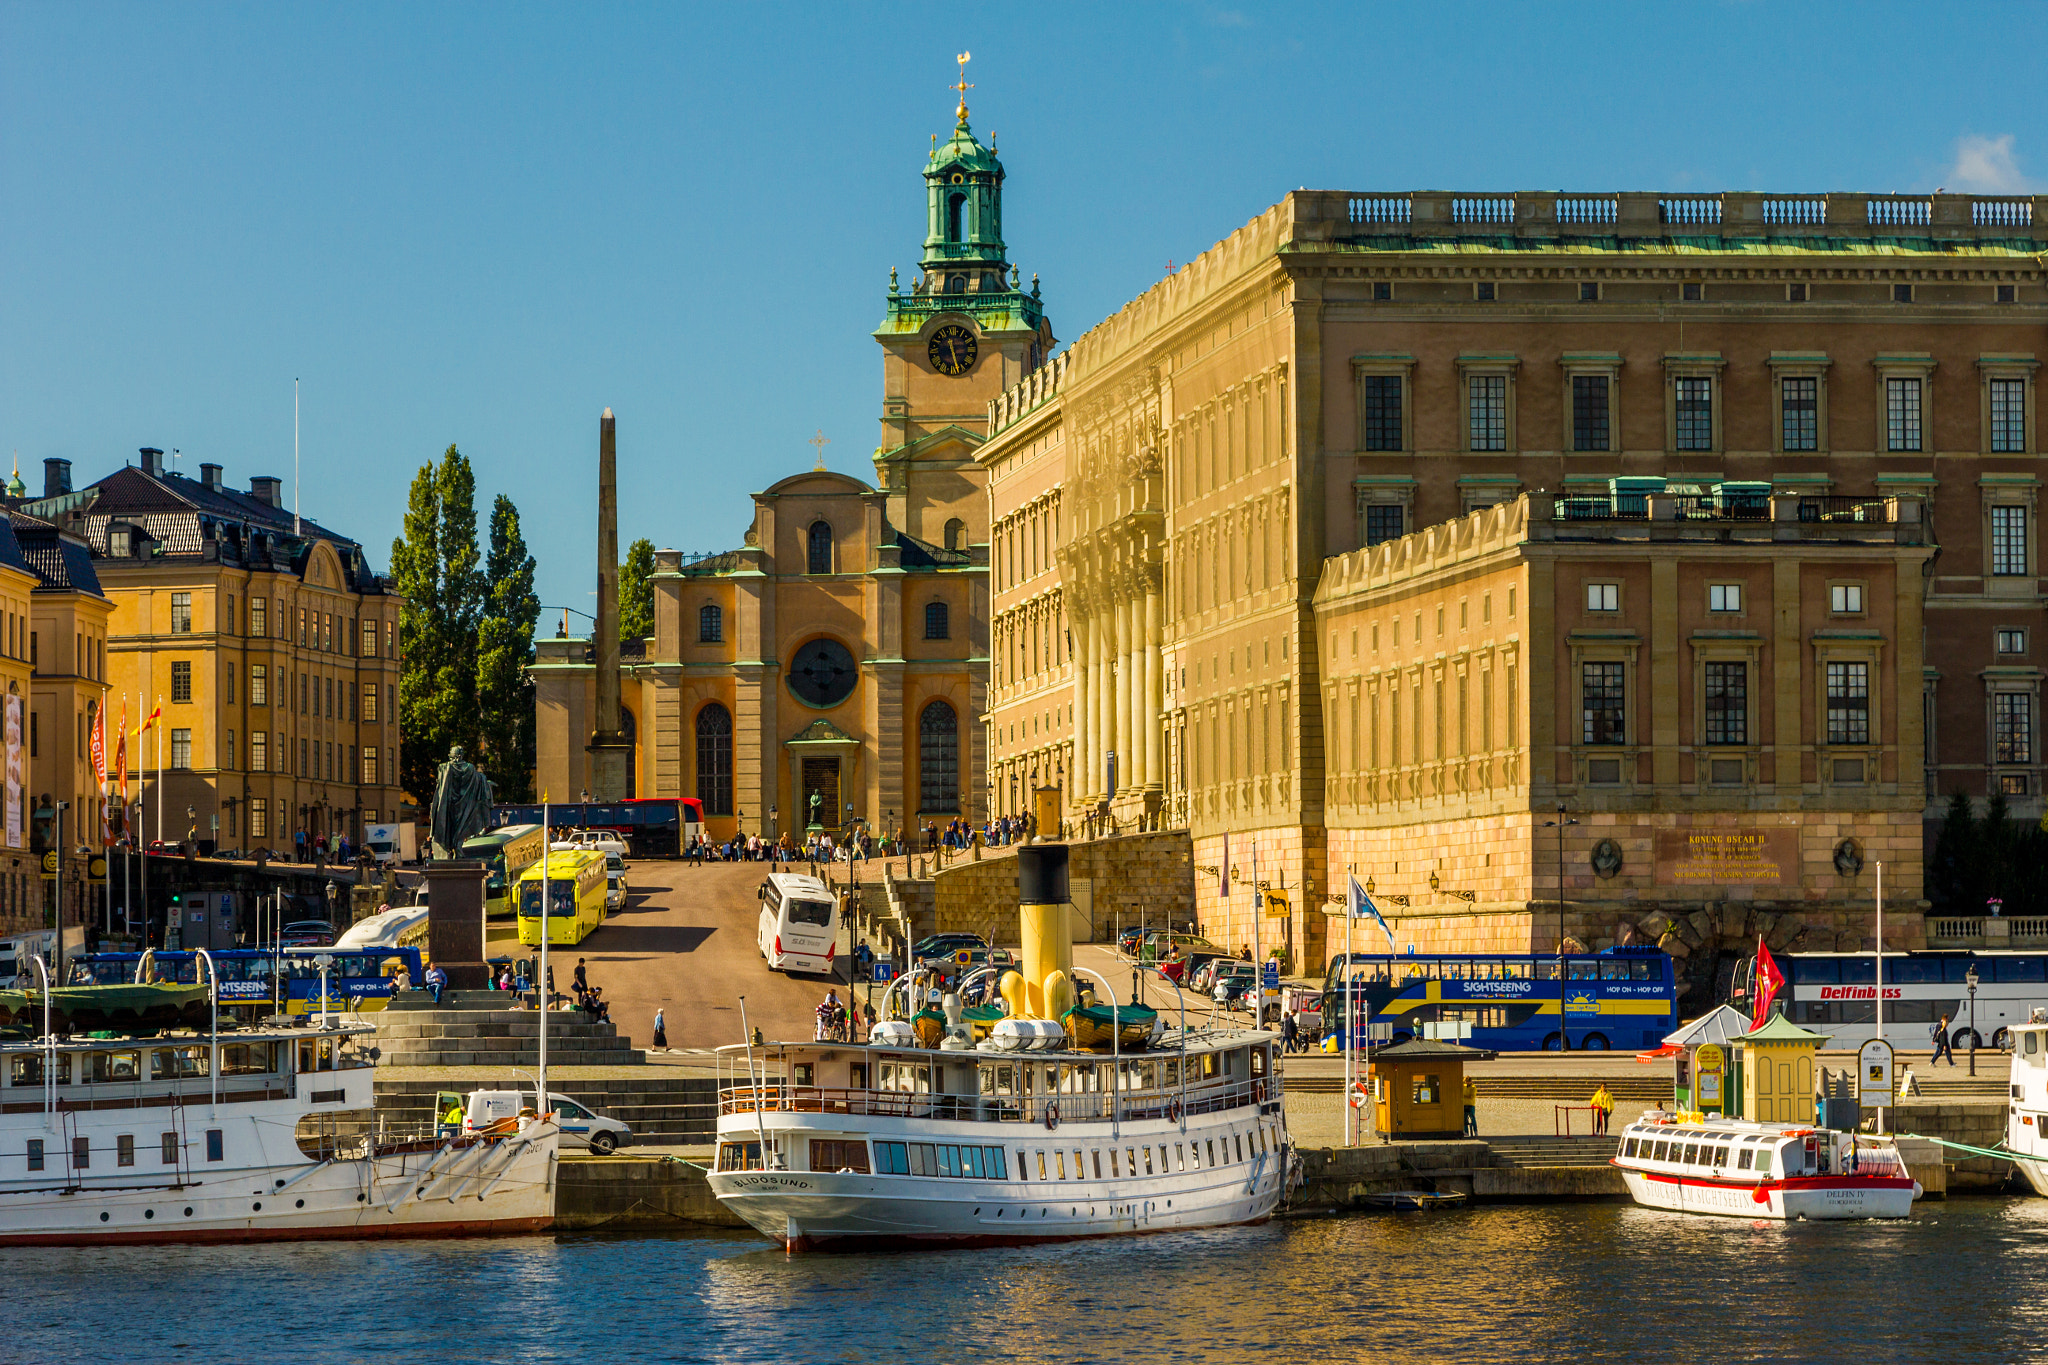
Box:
xmin=109 ymin=526 xmax=131 ymax=558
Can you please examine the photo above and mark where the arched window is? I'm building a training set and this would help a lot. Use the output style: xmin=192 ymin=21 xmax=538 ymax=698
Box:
xmin=947 ymin=193 xmax=966 ymax=243
xmin=944 ymin=518 xmax=966 ymax=551
xmin=807 ymin=521 xmax=833 ymax=575
xmin=695 ymin=703 xmax=733 ymax=815
xmin=698 ymin=603 xmax=723 ymax=643
xmin=918 ymin=700 xmax=959 ymax=814
xmin=924 ymin=601 xmax=949 ymax=640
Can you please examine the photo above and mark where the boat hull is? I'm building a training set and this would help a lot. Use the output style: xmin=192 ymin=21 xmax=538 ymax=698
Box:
xmin=0 ymin=1126 xmax=559 ymax=1247
xmin=2013 ymin=1155 xmax=2048 ymax=1198
xmin=1619 ymin=1166 xmax=1917 ymax=1220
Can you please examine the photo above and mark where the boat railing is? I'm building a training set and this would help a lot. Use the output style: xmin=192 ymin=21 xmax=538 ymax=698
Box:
xmin=718 ymin=1075 xmax=1268 ymax=1124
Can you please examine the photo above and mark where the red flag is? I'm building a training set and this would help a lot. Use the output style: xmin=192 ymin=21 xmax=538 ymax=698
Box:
xmin=1752 ymin=936 xmax=1785 ymax=1023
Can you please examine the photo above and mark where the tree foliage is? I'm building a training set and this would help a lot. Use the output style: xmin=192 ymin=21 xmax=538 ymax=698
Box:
xmin=619 ymin=537 xmax=656 ymax=645
xmin=1928 ymin=788 xmax=2048 ymax=915
xmin=392 ymin=446 xmax=539 ymax=807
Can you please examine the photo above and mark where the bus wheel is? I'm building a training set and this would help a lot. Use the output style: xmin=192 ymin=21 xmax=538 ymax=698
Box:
xmin=1542 ymin=1033 xmax=1562 ymax=1051
xmin=1580 ymin=1033 xmax=1610 ymax=1051
xmin=1953 ymin=1028 xmax=1983 ymax=1052
xmin=1994 ymin=1027 xmax=2014 ymax=1051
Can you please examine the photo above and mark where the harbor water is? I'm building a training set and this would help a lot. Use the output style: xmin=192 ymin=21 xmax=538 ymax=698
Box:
xmin=26 ymin=1199 xmax=2048 ymax=1363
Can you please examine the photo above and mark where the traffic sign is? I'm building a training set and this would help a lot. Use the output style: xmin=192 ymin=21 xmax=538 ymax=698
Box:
xmin=872 ymin=962 xmax=896 ymax=983
xmin=1261 ymin=961 xmax=1279 ymax=989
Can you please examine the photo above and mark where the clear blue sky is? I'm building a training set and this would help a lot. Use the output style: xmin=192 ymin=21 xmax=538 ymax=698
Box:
xmin=3 ymin=2 xmax=2042 ymax=624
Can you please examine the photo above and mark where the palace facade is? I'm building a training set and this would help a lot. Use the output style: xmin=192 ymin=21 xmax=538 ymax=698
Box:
xmin=979 ymin=188 xmax=2048 ymax=967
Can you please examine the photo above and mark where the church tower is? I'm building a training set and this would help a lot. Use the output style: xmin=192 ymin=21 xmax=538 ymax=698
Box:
xmin=873 ymin=58 xmax=1054 ymax=544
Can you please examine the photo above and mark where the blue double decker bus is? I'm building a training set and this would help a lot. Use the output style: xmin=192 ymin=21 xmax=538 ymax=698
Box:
xmin=1319 ymin=945 xmax=1678 ymax=1052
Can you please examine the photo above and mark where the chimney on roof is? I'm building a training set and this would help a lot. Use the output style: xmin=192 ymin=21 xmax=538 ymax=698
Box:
xmin=200 ymin=462 xmax=223 ymax=493
xmin=139 ymin=448 xmax=164 ymax=479
xmin=250 ymin=475 xmax=282 ymax=507
xmin=43 ymin=458 xmax=71 ymax=499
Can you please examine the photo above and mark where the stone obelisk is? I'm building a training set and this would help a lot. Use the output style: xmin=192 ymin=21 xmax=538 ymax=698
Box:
xmin=587 ymin=407 xmax=631 ymax=799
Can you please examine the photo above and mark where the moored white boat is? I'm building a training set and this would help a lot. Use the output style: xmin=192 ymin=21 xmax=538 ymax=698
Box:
xmin=1613 ymin=1113 xmax=1919 ymax=1220
xmin=2004 ymin=1011 xmax=2048 ymax=1196
xmin=0 ymin=982 xmax=558 ymax=1244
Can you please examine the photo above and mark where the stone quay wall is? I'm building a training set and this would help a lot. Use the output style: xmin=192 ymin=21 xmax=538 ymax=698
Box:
xmin=920 ymin=832 xmax=1195 ymax=944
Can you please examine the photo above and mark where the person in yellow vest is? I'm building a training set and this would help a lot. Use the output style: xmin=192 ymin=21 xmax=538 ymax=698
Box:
xmin=1589 ymin=1083 xmax=1615 ymax=1136
xmin=441 ymin=1099 xmax=465 ymax=1137
xmin=1463 ymin=1075 xmax=1478 ymax=1137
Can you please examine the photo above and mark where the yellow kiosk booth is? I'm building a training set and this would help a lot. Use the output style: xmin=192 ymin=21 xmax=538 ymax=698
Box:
xmin=1731 ymin=1013 xmax=1832 ymax=1123
xmin=1365 ymin=1038 xmax=1496 ymax=1140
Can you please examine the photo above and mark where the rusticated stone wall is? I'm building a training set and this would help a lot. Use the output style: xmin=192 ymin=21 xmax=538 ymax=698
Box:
xmin=917 ymin=832 xmax=1195 ymax=944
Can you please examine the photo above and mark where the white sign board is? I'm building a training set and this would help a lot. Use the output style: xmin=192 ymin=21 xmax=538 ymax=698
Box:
xmin=1858 ymin=1037 xmax=1895 ymax=1107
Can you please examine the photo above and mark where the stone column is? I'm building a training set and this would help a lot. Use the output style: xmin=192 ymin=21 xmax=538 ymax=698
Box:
xmin=1073 ymin=615 xmax=1093 ymax=804
xmin=1092 ymin=607 xmax=1111 ymax=799
xmin=1144 ymin=576 xmax=1164 ymax=792
xmin=1113 ymin=590 xmax=1132 ymax=799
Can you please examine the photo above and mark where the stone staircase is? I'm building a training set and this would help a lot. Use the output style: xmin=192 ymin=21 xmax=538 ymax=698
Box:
xmin=1485 ymin=1134 xmax=1621 ymax=1168
xmin=375 ymin=991 xmax=645 ymax=1067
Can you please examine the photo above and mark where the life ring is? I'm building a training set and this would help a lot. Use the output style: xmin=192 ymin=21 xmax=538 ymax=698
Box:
xmin=1044 ymin=1102 xmax=1060 ymax=1131
xmin=1349 ymin=1081 xmax=1370 ymax=1109
xmin=1254 ymin=1080 xmax=1268 ymax=1103
xmin=1169 ymin=1097 xmax=1184 ymax=1124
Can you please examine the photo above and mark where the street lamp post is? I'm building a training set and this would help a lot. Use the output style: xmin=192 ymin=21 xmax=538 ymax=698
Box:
xmin=1967 ymin=963 xmax=1981 ymax=1077
xmin=1541 ymin=804 xmax=1579 ymax=1052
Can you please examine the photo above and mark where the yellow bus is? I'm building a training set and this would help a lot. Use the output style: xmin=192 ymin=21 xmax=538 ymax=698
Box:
xmin=516 ymin=849 xmax=608 ymax=947
xmin=462 ymin=824 xmax=549 ymax=918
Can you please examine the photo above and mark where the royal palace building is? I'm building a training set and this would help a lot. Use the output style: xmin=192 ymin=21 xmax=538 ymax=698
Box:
xmin=533 ymin=93 xmax=1054 ymax=838
xmin=979 ymin=188 xmax=2048 ymax=971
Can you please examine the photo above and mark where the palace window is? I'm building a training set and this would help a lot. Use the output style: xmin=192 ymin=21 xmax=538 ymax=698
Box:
xmin=1586 ymin=583 xmax=1619 ymax=612
xmin=1831 ymin=584 xmax=1865 ymax=614
xmin=1468 ymin=375 xmax=1507 ymax=451
xmin=170 ymin=729 xmax=191 ymax=770
xmin=1363 ymin=376 xmax=1403 ymax=451
xmin=944 ymin=518 xmax=966 ymax=552
xmin=1708 ymin=584 xmax=1742 ymax=613
xmin=1363 ymin=505 xmax=1404 ymax=547
xmin=363 ymin=683 xmax=378 ymax=722
xmin=1581 ymin=663 xmax=1626 ymax=745
xmin=252 ymin=732 xmax=267 ymax=773
xmin=696 ymin=704 xmax=733 ymax=816
xmin=699 ymin=604 xmax=723 ymax=643
xmin=1998 ymin=629 xmax=2028 ymax=655
xmin=251 ymin=665 xmax=267 ymax=707
xmin=1992 ymin=378 xmax=2027 ymax=454
xmin=918 ymin=700 xmax=960 ymax=814
xmin=363 ymin=746 xmax=379 ymax=785
xmin=1995 ymin=693 xmax=2034 ymax=765
xmin=925 ymin=602 xmax=950 ymax=640
xmin=1675 ymin=377 xmax=1713 ymax=451
xmin=807 ymin=521 xmax=834 ymax=575
xmin=1992 ymin=506 xmax=2030 ymax=577
xmin=1886 ymin=378 xmax=1923 ymax=452
xmin=251 ymin=598 xmax=266 ymax=638
xmin=1782 ymin=377 xmax=1819 ymax=451
xmin=224 ymin=730 xmax=235 ymax=770
xmin=250 ymin=799 xmax=266 ymax=839
xmin=1826 ymin=662 xmax=1870 ymax=745
xmin=1703 ymin=662 xmax=1747 ymax=745
xmin=171 ymin=661 xmax=192 ymax=704
xmin=1571 ymin=376 xmax=1609 ymax=452
xmin=170 ymin=592 xmax=192 ymax=634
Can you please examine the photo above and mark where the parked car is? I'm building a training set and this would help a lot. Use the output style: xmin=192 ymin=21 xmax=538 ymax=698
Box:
xmin=279 ymin=920 xmax=336 ymax=948
xmin=1211 ymin=961 xmax=1256 ymax=1007
xmin=1116 ymin=926 xmax=1145 ymax=956
xmin=462 ymin=1089 xmax=632 ymax=1156
xmin=912 ymin=932 xmax=988 ymax=964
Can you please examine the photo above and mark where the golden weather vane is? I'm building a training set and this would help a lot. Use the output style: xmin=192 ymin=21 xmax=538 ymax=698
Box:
xmin=952 ymin=51 xmax=973 ymax=121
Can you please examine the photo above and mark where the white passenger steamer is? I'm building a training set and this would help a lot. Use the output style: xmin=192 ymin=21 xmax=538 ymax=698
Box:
xmin=2003 ymin=1009 xmax=2048 ymax=1196
xmin=708 ymin=845 xmax=1294 ymax=1251
xmin=1613 ymin=1113 xmax=1919 ymax=1220
xmin=0 ymin=977 xmax=559 ymax=1244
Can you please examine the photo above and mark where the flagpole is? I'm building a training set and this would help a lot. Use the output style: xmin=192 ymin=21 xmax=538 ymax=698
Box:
xmin=154 ymin=696 xmax=162 ymax=848
xmin=1344 ymin=864 xmax=1354 ymax=1148
xmin=538 ymin=792 xmax=550 ymax=1117
xmin=1875 ymin=859 xmax=1885 ymax=1137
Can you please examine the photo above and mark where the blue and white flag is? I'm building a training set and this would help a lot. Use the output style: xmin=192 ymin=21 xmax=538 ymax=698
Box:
xmin=1348 ymin=876 xmax=1397 ymax=953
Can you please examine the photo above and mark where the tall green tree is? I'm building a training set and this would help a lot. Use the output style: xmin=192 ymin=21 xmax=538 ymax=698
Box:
xmin=477 ymin=494 xmax=540 ymax=800
xmin=619 ymin=537 xmax=656 ymax=644
xmin=392 ymin=445 xmax=486 ymax=807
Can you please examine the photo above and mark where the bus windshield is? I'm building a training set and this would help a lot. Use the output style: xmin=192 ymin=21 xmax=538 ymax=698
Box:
xmin=519 ymin=879 xmax=580 ymax=917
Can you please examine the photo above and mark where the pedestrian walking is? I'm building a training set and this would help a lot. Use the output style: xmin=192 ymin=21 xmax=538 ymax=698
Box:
xmin=1463 ymin=1075 xmax=1479 ymax=1137
xmin=1931 ymin=1014 xmax=1956 ymax=1066
xmin=574 ymin=958 xmax=589 ymax=995
xmin=652 ymin=1007 xmax=667 ymax=1050
xmin=1281 ymin=1011 xmax=1299 ymax=1054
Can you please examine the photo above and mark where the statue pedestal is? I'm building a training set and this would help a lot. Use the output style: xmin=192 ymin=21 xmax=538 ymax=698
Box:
xmin=425 ymin=862 xmax=492 ymax=990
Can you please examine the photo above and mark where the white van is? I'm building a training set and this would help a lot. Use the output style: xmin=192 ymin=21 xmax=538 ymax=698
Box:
xmin=464 ymin=1089 xmax=633 ymax=1155
xmin=756 ymin=873 xmax=839 ymax=975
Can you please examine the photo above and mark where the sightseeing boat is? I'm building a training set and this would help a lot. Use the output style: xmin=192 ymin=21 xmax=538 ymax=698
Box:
xmin=707 ymin=845 xmax=1295 ymax=1251
xmin=1612 ymin=1113 xmax=1919 ymax=1220
xmin=2004 ymin=1009 xmax=2048 ymax=1195
xmin=0 ymin=982 xmax=559 ymax=1244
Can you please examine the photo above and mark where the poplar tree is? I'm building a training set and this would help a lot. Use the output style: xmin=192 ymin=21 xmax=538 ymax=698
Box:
xmin=619 ymin=537 xmax=656 ymax=644
xmin=392 ymin=445 xmax=486 ymax=805
xmin=477 ymin=495 xmax=540 ymax=800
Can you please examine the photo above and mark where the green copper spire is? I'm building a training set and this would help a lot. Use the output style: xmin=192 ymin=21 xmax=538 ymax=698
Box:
xmin=922 ymin=54 xmax=1006 ymax=278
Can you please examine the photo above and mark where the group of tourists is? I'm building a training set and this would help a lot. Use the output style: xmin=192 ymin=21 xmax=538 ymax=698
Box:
xmin=812 ymin=989 xmax=876 ymax=1043
xmin=921 ymin=814 xmax=1033 ymax=853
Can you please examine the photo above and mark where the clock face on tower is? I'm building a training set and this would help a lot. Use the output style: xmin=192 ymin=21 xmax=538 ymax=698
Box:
xmin=927 ymin=325 xmax=978 ymax=376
